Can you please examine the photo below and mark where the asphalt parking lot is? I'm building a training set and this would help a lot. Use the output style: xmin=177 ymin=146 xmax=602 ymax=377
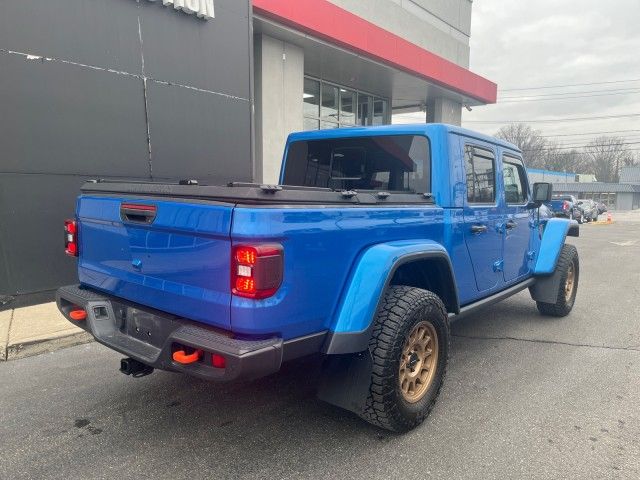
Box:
xmin=1 ymin=217 xmax=639 ymax=480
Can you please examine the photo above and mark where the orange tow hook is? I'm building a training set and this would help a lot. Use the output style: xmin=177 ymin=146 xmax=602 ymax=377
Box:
xmin=69 ymin=309 xmax=87 ymax=321
xmin=172 ymin=349 xmax=203 ymax=365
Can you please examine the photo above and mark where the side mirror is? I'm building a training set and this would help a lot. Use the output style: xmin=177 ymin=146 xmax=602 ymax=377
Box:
xmin=533 ymin=182 xmax=553 ymax=203
xmin=527 ymin=182 xmax=553 ymax=209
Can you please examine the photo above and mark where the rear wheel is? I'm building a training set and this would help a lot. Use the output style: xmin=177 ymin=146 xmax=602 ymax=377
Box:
xmin=536 ymin=244 xmax=579 ymax=317
xmin=360 ymin=286 xmax=449 ymax=432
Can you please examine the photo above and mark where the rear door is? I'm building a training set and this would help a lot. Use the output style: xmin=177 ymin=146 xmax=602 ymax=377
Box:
xmin=501 ymin=153 xmax=533 ymax=282
xmin=77 ymin=195 xmax=234 ymax=329
xmin=462 ymin=143 xmax=503 ymax=292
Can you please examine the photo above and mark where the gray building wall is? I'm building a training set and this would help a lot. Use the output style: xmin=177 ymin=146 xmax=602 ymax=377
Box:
xmin=328 ymin=0 xmax=471 ymax=67
xmin=328 ymin=0 xmax=472 ymax=125
xmin=0 ymin=0 xmax=253 ymax=305
xmin=254 ymin=35 xmax=304 ymax=184
xmin=617 ymin=193 xmax=634 ymax=211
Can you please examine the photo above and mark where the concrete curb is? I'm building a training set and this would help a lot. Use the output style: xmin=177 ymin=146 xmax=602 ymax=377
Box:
xmin=6 ymin=332 xmax=94 ymax=361
xmin=1 ymin=301 xmax=94 ymax=362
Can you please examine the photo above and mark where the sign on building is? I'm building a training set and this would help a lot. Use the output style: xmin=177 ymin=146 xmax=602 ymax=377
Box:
xmin=147 ymin=0 xmax=215 ymax=20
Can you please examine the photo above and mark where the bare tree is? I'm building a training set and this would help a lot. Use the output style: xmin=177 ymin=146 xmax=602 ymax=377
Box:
xmin=583 ymin=136 xmax=630 ymax=183
xmin=495 ymin=124 xmax=547 ymax=168
xmin=544 ymin=142 xmax=586 ymax=174
xmin=495 ymin=124 xmax=547 ymax=169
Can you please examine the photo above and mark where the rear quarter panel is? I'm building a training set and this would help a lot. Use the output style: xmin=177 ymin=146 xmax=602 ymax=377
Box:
xmin=230 ymin=205 xmax=448 ymax=339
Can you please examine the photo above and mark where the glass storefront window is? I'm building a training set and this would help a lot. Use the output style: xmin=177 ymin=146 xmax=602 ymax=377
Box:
xmin=373 ymin=99 xmax=385 ymax=126
xmin=303 ymin=78 xmax=320 ymax=118
xmin=303 ymin=77 xmax=389 ymax=131
xmin=321 ymin=85 xmax=339 ymax=121
xmin=358 ymin=94 xmax=371 ymax=126
xmin=303 ymin=118 xmax=320 ymax=131
xmin=339 ymin=88 xmax=357 ymax=125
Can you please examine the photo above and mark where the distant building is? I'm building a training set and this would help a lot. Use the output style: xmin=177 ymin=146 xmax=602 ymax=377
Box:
xmin=552 ymin=183 xmax=640 ymax=210
xmin=528 ymin=166 xmax=640 ymax=210
xmin=576 ymin=173 xmax=598 ymax=183
xmin=526 ymin=168 xmax=577 ymax=184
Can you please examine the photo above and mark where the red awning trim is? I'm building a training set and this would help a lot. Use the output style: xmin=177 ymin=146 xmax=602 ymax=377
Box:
xmin=252 ymin=0 xmax=497 ymax=104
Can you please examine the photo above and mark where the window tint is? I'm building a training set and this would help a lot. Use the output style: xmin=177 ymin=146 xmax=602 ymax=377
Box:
xmin=502 ymin=155 xmax=528 ymax=204
xmin=283 ymin=135 xmax=430 ymax=193
xmin=465 ymin=145 xmax=495 ymax=203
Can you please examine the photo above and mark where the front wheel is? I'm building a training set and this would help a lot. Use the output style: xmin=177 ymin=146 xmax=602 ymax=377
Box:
xmin=536 ymin=244 xmax=579 ymax=317
xmin=360 ymin=286 xmax=449 ymax=432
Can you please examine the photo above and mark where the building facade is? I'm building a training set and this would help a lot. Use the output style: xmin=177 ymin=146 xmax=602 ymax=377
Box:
xmin=253 ymin=0 xmax=496 ymax=182
xmin=536 ymin=166 xmax=640 ymax=210
xmin=0 ymin=0 xmax=495 ymax=306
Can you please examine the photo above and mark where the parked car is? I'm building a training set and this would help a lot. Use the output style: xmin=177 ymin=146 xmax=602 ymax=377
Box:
xmin=549 ymin=194 xmax=583 ymax=223
xmin=577 ymin=199 xmax=599 ymax=222
xmin=56 ymin=124 xmax=580 ymax=432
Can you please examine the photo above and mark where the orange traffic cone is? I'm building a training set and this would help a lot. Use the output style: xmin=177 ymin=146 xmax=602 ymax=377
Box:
xmin=607 ymin=212 xmax=612 ymax=223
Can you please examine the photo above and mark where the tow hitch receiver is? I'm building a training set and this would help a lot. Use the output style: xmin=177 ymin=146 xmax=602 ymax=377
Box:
xmin=120 ymin=357 xmax=154 ymax=378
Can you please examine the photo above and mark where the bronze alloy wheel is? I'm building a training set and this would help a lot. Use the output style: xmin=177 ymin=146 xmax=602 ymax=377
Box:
xmin=565 ymin=262 xmax=576 ymax=302
xmin=399 ymin=321 xmax=439 ymax=403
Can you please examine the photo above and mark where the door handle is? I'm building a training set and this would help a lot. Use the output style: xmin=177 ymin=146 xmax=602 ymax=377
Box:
xmin=471 ymin=224 xmax=488 ymax=234
xmin=505 ymin=219 xmax=518 ymax=230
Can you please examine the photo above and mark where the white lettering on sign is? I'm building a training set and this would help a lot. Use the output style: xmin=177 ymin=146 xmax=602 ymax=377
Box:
xmin=147 ymin=0 xmax=215 ymax=20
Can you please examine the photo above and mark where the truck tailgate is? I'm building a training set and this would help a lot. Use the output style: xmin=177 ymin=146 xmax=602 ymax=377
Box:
xmin=76 ymin=195 xmax=233 ymax=329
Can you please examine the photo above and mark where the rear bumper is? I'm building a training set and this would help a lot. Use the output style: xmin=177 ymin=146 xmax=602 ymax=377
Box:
xmin=56 ymin=285 xmax=325 ymax=381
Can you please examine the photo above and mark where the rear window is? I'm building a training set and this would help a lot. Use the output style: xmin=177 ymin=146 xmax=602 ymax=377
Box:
xmin=282 ymin=135 xmax=430 ymax=193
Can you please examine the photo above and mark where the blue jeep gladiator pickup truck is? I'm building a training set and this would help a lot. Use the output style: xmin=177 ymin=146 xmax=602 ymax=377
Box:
xmin=57 ymin=124 xmax=579 ymax=432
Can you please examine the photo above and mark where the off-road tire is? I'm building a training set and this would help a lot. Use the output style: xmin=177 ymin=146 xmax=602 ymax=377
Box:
xmin=360 ymin=286 xmax=449 ymax=432
xmin=536 ymin=244 xmax=579 ymax=317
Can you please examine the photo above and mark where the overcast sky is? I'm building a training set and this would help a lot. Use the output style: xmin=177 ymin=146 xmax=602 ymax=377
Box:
xmin=398 ymin=0 xmax=640 ymax=151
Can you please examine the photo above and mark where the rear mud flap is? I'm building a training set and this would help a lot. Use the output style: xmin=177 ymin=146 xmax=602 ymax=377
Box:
xmin=529 ymin=271 xmax=563 ymax=304
xmin=317 ymin=352 xmax=372 ymax=416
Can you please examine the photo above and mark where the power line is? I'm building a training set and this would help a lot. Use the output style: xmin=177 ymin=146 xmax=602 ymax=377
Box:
xmin=464 ymin=113 xmax=640 ymax=124
xmin=535 ymin=141 xmax=640 ymax=151
xmin=538 ymin=129 xmax=640 ymax=138
xmin=499 ymin=89 xmax=640 ymax=103
xmin=501 ymin=87 xmax=640 ymax=100
xmin=499 ymin=77 xmax=640 ymax=92
xmin=520 ymin=141 xmax=640 ymax=151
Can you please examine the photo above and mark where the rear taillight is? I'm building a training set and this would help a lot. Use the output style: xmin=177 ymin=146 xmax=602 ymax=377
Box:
xmin=231 ymin=244 xmax=283 ymax=299
xmin=64 ymin=219 xmax=78 ymax=257
xmin=563 ymin=201 xmax=569 ymax=211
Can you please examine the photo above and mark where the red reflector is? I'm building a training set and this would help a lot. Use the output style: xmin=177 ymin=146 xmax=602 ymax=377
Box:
xmin=231 ymin=244 xmax=284 ymax=299
xmin=69 ymin=309 xmax=87 ymax=321
xmin=212 ymin=354 xmax=226 ymax=369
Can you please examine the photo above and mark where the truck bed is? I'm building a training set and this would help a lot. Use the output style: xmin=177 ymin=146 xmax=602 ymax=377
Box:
xmin=75 ymin=179 xmax=440 ymax=339
xmin=81 ymin=179 xmax=435 ymax=206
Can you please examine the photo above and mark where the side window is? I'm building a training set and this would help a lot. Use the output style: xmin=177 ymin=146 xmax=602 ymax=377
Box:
xmin=502 ymin=155 xmax=528 ymax=205
xmin=465 ymin=145 xmax=495 ymax=204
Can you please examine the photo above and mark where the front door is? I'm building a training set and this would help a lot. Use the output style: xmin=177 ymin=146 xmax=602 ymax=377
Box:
xmin=501 ymin=154 xmax=532 ymax=282
xmin=462 ymin=144 xmax=503 ymax=292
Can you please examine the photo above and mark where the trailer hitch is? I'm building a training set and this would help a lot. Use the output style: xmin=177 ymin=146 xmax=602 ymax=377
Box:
xmin=120 ymin=357 xmax=154 ymax=378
